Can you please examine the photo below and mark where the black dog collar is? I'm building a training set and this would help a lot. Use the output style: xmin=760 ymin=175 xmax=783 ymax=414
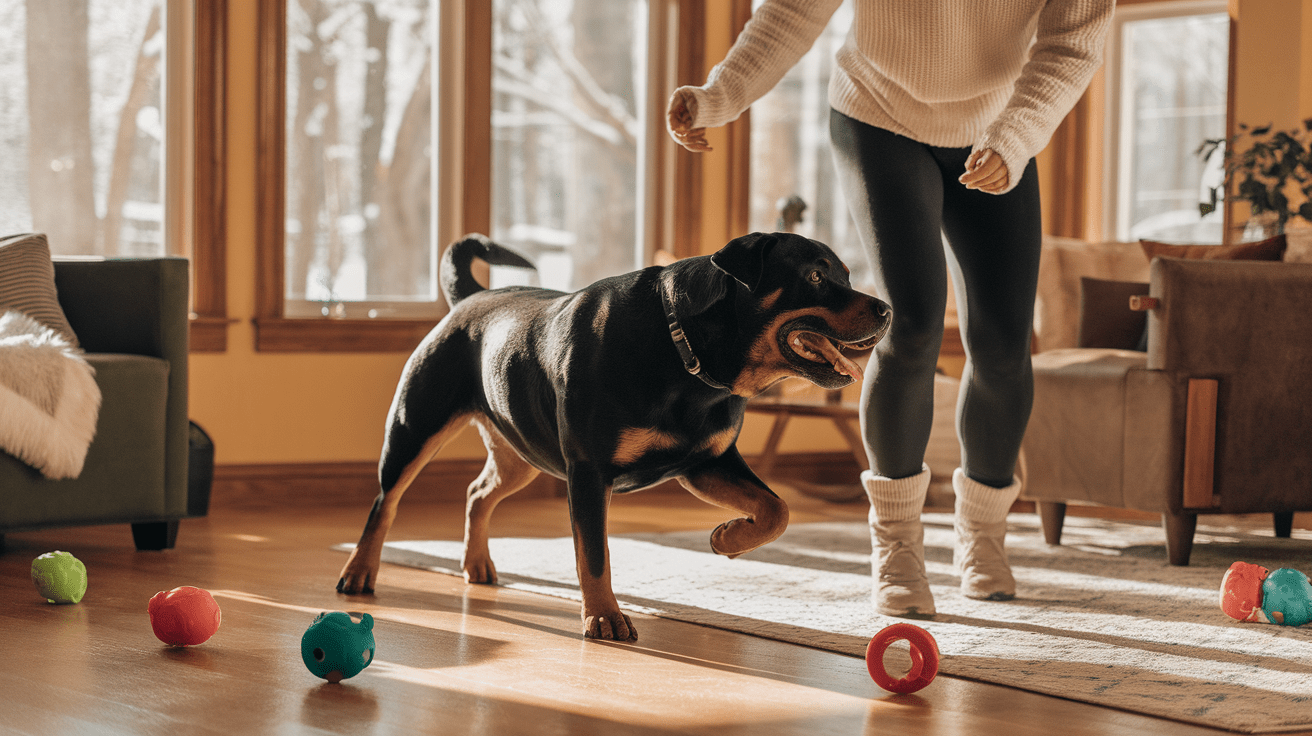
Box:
xmin=659 ymin=274 xmax=733 ymax=392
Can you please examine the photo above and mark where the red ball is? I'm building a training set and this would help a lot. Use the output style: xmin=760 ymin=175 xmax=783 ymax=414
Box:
xmin=148 ymin=586 xmax=222 ymax=646
xmin=866 ymin=622 xmax=940 ymax=694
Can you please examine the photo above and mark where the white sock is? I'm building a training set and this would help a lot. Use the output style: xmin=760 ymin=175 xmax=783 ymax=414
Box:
xmin=953 ymin=468 xmax=1021 ymax=524
xmin=862 ymin=463 xmax=932 ymax=523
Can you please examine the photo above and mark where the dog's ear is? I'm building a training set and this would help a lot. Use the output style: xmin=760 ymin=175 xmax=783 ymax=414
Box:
xmin=711 ymin=232 xmax=777 ymax=292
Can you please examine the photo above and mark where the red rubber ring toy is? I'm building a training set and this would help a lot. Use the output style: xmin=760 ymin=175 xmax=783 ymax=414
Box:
xmin=866 ymin=623 xmax=939 ymax=694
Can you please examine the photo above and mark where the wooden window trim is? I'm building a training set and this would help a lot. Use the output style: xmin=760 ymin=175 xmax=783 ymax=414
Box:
xmin=190 ymin=0 xmax=232 ymax=352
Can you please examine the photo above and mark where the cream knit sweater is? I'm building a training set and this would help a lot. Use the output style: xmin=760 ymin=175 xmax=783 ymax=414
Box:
xmin=678 ymin=0 xmax=1114 ymax=193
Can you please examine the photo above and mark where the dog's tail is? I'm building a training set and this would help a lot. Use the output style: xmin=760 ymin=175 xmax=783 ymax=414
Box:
xmin=440 ymin=234 xmax=536 ymax=306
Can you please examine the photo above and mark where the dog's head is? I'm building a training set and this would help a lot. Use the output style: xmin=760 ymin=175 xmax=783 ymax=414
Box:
xmin=677 ymin=232 xmax=890 ymax=395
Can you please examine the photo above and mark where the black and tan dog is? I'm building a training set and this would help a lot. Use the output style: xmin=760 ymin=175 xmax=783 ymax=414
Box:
xmin=337 ymin=231 xmax=890 ymax=640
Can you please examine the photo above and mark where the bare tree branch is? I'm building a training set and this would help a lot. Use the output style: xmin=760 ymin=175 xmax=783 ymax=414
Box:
xmin=101 ymin=2 xmax=161 ymax=256
xmin=516 ymin=0 xmax=640 ymax=144
xmin=492 ymin=56 xmax=636 ymax=164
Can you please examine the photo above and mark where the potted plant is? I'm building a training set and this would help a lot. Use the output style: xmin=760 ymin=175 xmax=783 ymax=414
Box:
xmin=1198 ymin=118 xmax=1312 ymax=238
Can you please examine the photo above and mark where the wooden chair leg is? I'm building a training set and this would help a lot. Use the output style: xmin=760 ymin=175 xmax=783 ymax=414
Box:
xmin=756 ymin=413 xmax=791 ymax=478
xmin=1274 ymin=511 xmax=1295 ymax=539
xmin=1038 ymin=502 xmax=1066 ymax=545
xmin=132 ymin=521 xmax=179 ymax=551
xmin=1162 ymin=512 xmax=1197 ymax=566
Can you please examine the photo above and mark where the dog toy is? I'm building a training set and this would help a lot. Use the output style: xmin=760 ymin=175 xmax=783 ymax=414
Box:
xmin=302 ymin=612 xmax=375 ymax=683
xmin=31 ymin=551 xmax=87 ymax=604
xmin=148 ymin=586 xmax=222 ymax=645
xmin=1220 ymin=561 xmax=1312 ymax=627
xmin=866 ymin=622 xmax=940 ymax=694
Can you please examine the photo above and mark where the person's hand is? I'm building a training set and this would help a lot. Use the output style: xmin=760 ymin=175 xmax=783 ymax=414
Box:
xmin=667 ymin=88 xmax=712 ymax=152
xmin=960 ymin=149 xmax=1009 ymax=194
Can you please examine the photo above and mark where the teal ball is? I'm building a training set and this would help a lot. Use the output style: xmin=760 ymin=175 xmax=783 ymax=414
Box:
xmin=1260 ymin=568 xmax=1312 ymax=627
xmin=302 ymin=612 xmax=375 ymax=682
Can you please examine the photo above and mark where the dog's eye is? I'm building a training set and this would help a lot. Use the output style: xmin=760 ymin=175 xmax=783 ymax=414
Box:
xmin=808 ymin=270 xmax=823 ymax=284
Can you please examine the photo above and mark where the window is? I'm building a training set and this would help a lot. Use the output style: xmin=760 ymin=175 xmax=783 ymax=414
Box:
xmin=490 ymin=0 xmax=652 ymax=291
xmin=0 ymin=0 xmax=228 ymax=350
xmin=258 ymin=0 xmax=692 ymax=351
xmin=744 ymin=2 xmax=869 ymax=290
xmin=1105 ymin=1 xmax=1230 ymax=243
xmin=281 ymin=0 xmax=436 ymax=319
xmin=1 ymin=0 xmax=168 ymax=256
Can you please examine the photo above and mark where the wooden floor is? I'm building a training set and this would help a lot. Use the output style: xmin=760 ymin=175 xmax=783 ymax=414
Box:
xmin=2 ymin=485 xmax=1307 ymax=736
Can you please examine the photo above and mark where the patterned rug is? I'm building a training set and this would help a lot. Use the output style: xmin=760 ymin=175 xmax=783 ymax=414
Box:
xmin=350 ymin=513 xmax=1312 ymax=733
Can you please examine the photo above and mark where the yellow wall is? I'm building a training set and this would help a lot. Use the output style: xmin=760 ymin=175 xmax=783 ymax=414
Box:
xmin=191 ymin=0 xmax=1306 ymax=467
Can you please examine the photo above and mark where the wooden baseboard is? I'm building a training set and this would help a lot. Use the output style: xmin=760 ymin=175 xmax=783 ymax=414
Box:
xmin=210 ymin=452 xmax=864 ymax=509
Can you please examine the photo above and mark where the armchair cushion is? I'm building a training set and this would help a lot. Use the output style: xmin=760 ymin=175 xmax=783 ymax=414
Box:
xmin=1024 ymin=349 xmax=1177 ymax=512
xmin=0 ymin=353 xmax=169 ymax=528
xmin=0 ymin=233 xmax=79 ymax=345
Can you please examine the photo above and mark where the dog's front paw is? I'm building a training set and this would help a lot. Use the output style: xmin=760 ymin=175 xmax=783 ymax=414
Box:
xmin=710 ymin=518 xmax=759 ymax=558
xmin=462 ymin=552 xmax=498 ymax=585
xmin=336 ymin=571 xmax=375 ymax=596
xmin=337 ymin=553 xmax=378 ymax=595
xmin=583 ymin=610 xmax=637 ymax=641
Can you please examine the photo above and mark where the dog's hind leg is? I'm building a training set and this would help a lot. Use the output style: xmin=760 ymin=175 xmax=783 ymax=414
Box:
xmin=461 ymin=417 xmax=540 ymax=584
xmin=337 ymin=415 xmax=471 ymax=595
xmin=679 ymin=448 xmax=790 ymax=558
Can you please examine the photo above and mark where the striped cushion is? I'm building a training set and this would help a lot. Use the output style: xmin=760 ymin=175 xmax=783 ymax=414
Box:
xmin=0 ymin=233 xmax=79 ymax=346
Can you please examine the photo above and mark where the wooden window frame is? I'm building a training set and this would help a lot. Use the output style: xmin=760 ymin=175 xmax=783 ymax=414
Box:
xmin=190 ymin=0 xmax=231 ymax=352
xmin=254 ymin=0 xmax=705 ymax=353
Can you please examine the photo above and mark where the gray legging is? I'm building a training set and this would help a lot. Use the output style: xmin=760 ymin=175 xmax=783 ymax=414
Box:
xmin=829 ymin=109 xmax=1041 ymax=489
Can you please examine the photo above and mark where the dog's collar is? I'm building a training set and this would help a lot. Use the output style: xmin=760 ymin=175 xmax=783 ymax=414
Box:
xmin=659 ymin=273 xmax=733 ymax=392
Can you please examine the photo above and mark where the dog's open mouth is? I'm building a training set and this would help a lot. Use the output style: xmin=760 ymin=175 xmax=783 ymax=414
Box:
xmin=787 ymin=330 xmax=877 ymax=382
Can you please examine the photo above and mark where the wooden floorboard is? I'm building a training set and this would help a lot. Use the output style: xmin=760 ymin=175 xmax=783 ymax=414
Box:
xmin=1 ymin=486 xmax=1307 ymax=736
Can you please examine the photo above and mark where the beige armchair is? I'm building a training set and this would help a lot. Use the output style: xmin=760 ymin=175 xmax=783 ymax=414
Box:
xmin=1021 ymin=255 xmax=1312 ymax=565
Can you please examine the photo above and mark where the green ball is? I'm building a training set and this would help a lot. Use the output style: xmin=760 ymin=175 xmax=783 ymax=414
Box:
xmin=31 ymin=551 xmax=88 ymax=604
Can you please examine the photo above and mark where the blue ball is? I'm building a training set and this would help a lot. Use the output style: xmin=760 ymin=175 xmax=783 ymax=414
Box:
xmin=302 ymin=612 xmax=375 ymax=682
xmin=1260 ymin=568 xmax=1312 ymax=627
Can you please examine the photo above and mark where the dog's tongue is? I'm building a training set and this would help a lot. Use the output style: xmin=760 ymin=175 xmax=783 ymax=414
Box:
xmin=794 ymin=332 xmax=864 ymax=381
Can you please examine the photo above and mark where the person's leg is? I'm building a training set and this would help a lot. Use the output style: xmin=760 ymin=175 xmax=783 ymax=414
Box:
xmin=937 ymin=154 xmax=1042 ymax=487
xmin=830 ymin=110 xmax=948 ymax=617
xmin=932 ymin=147 xmax=1043 ymax=600
xmin=830 ymin=111 xmax=948 ymax=478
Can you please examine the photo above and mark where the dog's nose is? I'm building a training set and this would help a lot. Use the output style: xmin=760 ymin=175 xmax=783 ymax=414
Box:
xmin=875 ymin=301 xmax=892 ymax=319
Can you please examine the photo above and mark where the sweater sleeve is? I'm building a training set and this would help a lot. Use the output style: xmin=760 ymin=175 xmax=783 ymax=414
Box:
xmin=975 ymin=0 xmax=1115 ymax=193
xmin=676 ymin=0 xmax=844 ymax=131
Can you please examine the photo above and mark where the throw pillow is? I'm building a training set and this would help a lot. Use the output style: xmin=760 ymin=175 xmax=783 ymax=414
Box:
xmin=1077 ymin=277 xmax=1149 ymax=351
xmin=1140 ymin=233 xmax=1287 ymax=262
xmin=0 ymin=233 xmax=79 ymax=346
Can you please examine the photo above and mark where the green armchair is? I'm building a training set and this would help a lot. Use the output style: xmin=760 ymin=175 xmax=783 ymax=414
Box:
xmin=0 ymin=257 xmax=209 ymax=551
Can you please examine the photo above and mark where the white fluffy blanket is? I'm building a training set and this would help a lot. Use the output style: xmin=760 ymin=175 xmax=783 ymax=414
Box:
xmin=0 ymin=311 xmax=100 ymax=478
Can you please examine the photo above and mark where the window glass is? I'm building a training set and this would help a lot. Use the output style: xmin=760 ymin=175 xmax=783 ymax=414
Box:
xmin=284 ymin=0 xmax=434 ymax=317
xmin=0 ymin=0 xmax=165 ymax=256
xmin=490 ymin=0 xmax=647 ymax=292
xmin=1113 ymin=9 xmax=1229 ymax=242
xmin=747 ymin=2 xmax=870 ymax=290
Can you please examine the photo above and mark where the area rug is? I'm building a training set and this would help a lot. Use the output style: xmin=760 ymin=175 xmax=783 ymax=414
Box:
xmin=347 ymin=513 xmax=1312 ymax=733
